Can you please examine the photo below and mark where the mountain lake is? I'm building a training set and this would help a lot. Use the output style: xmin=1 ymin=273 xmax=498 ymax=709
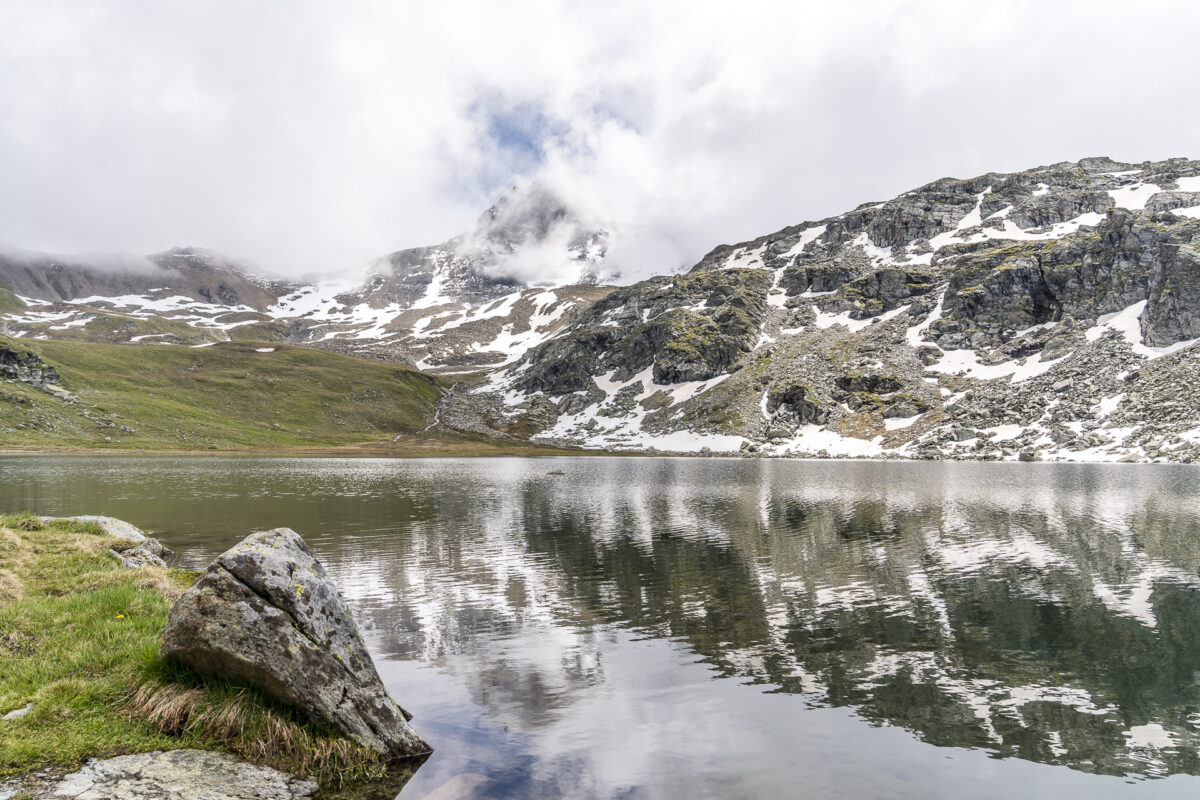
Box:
xmin=3 ymin=455 xmax=1200 ymax=799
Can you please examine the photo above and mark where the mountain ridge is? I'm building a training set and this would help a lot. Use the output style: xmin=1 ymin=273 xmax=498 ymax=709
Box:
xmin=444 ymin=155 xmax=1200 ymax=463
xmin=4 ymin=156 xmax=1200 ymax=462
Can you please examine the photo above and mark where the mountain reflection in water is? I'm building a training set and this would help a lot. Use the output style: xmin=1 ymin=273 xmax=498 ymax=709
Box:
xmin=4 ymin=457 xmax=1200 ymax=797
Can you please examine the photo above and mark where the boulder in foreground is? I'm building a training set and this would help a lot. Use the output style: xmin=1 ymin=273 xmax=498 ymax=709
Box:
xmin=161 ymin=528 xmax=430 ymax=758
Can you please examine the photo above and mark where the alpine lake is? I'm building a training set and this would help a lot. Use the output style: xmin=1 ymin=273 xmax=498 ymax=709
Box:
xmin=4 ymin=455 xmax=1200 ymax=799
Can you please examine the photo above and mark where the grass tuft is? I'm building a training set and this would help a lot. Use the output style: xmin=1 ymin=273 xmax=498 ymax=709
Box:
xmin=127 ymin=660 xmax=389 ymax=783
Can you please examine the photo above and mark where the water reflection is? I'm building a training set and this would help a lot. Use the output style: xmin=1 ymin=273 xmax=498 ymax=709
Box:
xmin=4 ymin=457 xmax=1200 ymax=796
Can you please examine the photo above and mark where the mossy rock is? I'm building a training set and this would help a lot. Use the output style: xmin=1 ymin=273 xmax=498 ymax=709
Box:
xmin=639 ymin=390 xmax=672 ymax=411
xmin=835 ymin=374 xmax=903 ymax=394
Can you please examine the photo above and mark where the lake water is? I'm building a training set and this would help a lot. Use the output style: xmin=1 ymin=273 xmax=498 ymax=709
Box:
xmin=4 ymin=456 xmax=1200 ymax=799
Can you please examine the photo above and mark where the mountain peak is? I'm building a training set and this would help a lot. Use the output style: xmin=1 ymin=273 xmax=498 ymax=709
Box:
xmin=356 ymin=183 xmax=612 ymax=308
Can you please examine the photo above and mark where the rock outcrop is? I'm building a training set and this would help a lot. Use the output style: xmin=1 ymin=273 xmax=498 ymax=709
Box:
xmin=161 ymin=528 xmax=430 ymax=758
xmin=0 ymin=342 xmax=59 ymax=389
xmin=54 ymin=515 xmax=149 ymax=541
xmin=516 ymin=268 xmax=771 ymax=395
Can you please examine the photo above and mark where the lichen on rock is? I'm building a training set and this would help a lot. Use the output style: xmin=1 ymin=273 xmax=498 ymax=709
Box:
xmin=161 ymin=528 xmax=431 ymax=759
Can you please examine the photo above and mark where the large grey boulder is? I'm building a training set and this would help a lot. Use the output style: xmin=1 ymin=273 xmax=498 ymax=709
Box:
xmin=161 ymin=528 xmax=431 ymax=758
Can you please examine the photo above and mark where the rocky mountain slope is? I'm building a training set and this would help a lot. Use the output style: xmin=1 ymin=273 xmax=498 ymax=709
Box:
xmin=0 ymin=184 xmax=612 ymax=371
xmin=451 ymin=156 xmax=1200 ymax=463
xmin=5 ymin=157 xmax=1200 ymax=462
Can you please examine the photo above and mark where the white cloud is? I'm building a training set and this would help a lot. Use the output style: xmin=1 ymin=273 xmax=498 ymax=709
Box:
xmin=1 ymin=0 xmax=1198 ymax=281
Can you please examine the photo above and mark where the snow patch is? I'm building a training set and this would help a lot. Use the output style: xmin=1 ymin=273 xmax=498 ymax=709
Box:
xmin=813 ymin=304 xmax=908 ymax=332
xmin=774 ymin=426 xmax=885 ymax=458
xmin=927 ymin=346 xmax=1065 ymax=383
xmin=1084 ymin=300 xmax=1200 ymax=358
xmin=782 ymin=225 xmax=827 ymax=257
xmin=1108 ymin=183 xmax=1162 ymax=211
xmin=722 ymin=246 xmax=766 ymax=270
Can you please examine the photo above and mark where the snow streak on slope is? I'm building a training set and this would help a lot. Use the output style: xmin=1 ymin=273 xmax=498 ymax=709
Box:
xmin=466 ymin=157 xmax=1200 ymax=462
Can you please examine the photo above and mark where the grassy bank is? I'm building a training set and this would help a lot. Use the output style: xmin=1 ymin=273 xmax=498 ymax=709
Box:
xmin=0 ymin=430 xmax=600 ymax=458
xmin=0 ymin=337 xmax=443 ymax=451
xmin=0 ymin=514 xmax=399 ymax=788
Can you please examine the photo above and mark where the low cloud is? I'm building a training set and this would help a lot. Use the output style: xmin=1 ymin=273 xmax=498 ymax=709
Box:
xmin=0 ymin=241 xmax=160 ymax=274
xmin=1 ymin=1 xmax=1198 ymax=283
xmin=452 ymin=181 xmax=614 ymax=286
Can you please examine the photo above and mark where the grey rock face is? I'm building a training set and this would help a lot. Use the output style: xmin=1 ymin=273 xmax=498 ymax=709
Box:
xmin=16 ymin=750 xmax=316 ymax=800
xmin=838 ymin=268 xmax=937 ymax=319
xmin=1005 ymin=188 xmax=1113 ymax=230
xmin=516 ymin=268 xmax=771 ymax=395
xmin=779 ymin=243 xmax=875 ymax=296
xmin=161 ymin=528 xmax=431 ymax=758
xmin=1145 ymin=191 xmax=1200 ymax=213
xmin=926 ymin=209 xmax=1200 ymax=351
xmin=0 ymin=343 xmax=59 ymax=388
xmin=765 ymin=382 xmax=829 ymax=426
xmin=931 ymin=246 xmax=1059 ymax=350
xmin=1142 ymin=242 xmax=1200 ymax=347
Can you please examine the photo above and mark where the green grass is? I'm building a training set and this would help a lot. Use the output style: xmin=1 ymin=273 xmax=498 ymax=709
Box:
xmin=0 ymin=337 xmax=442 ymax=451
xmin=0 ymin=288 xmax=26 ymax=314
xmin=0 ymin=513 xmax=400 ymax=787
xmin=227 ymin=321 xmax=292 ymax=342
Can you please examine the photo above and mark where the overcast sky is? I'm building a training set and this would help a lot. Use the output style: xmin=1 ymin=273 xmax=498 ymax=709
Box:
xmin=2 ymin=1 xmax=1199 ymax=281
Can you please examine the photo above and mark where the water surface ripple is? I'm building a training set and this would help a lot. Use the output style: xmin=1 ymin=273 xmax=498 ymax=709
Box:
xmin=3 ymin=457 xmax=1200 ymax=799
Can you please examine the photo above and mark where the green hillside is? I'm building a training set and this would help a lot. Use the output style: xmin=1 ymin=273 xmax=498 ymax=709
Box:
xmin=0 ymin=337 xmax=442 ymax=450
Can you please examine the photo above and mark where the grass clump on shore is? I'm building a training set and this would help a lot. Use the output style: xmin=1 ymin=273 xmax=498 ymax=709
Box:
xmin=0 ymin=513 xmax=390 ymax=785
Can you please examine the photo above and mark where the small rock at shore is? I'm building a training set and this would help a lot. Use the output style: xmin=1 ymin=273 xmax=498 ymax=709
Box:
xmin=36 ymin=516 xmax=173 ymax=568
xmin=1 ymin=702 xmax=33 ymax=721
xmin=109 ymin=542 xmax=167 ymax=569
xmin=42 ymin=515 xmax=149 ymax=542
xmin=6 ymin=750 xmax=316 ymax=800
xmin=110 ymin=536 xmax=172 ymax=569
xmin=161 ymin=528 xmax=431 ymax=758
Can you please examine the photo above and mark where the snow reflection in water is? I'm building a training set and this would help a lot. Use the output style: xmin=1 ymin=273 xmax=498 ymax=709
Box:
xmin=3 ymin=457 xmax=1200 ymax=798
